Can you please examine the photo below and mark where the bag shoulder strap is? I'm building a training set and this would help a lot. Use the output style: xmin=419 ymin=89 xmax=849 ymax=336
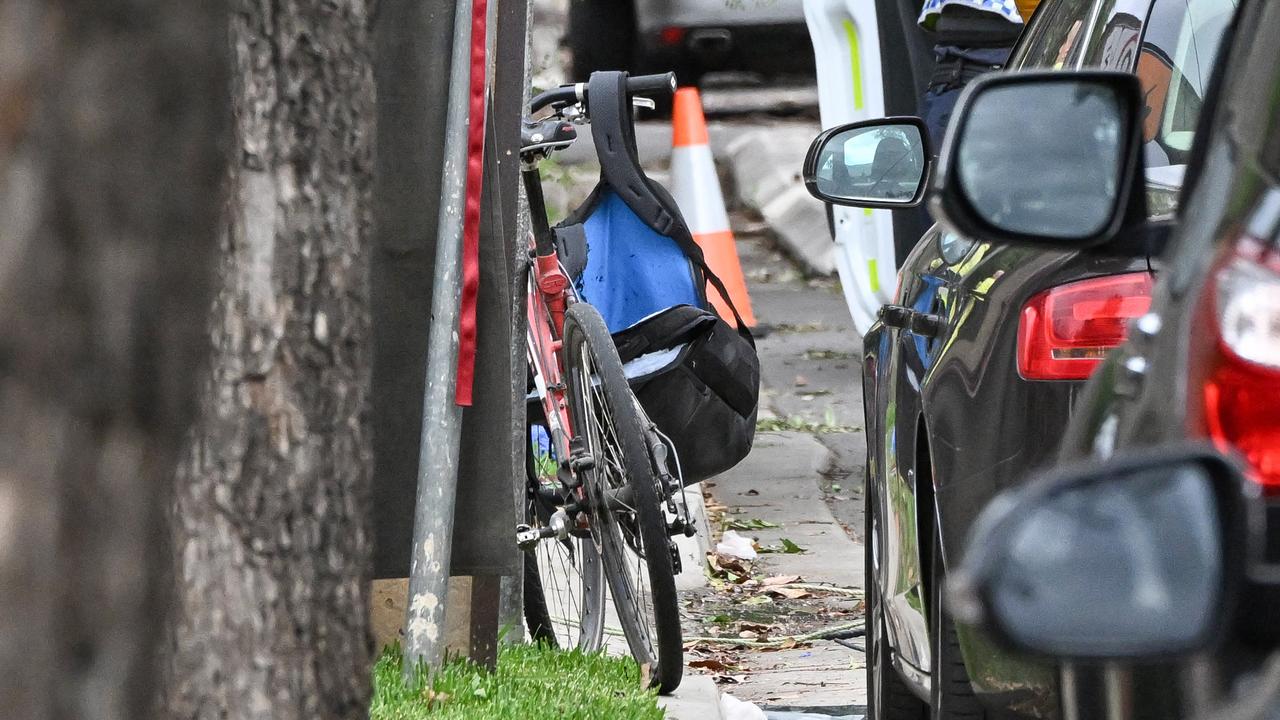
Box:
xmin=587 ymin=70 xmax=753 ymax=340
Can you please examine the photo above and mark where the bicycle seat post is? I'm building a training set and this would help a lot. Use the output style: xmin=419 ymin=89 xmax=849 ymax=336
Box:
xmin=520 ymin=142 xmax=572 ymax=338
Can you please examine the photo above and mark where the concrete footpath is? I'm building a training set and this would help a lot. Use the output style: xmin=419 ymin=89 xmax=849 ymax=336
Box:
xmin=660 ymin=675 xmax=726 ymax=720
xmin=675 ymin=222 xmax=867 ymax=715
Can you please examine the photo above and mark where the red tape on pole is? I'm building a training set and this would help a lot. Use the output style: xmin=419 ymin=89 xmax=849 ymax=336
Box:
xmin=455 ymin=0 xmax=488 ymax=407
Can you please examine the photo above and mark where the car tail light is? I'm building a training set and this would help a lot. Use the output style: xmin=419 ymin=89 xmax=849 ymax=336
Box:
xmin=1017 ymin=273 xmax=1155 ymax=381
xmin=658 ymin=26 xmax=686 ymax=46
xmin=1195 ymin=237 xmax=1280 ymax=493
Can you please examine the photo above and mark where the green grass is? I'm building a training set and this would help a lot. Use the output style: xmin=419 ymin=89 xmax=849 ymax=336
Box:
xmin=532 ymin=450 xmax=556 ymax=480
xmin=370 ymin=643 xmax=665 ymax=720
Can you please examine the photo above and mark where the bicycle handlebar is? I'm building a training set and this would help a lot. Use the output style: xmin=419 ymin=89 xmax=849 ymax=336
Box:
xmin=626 ymin=72 xmax=677 ymax=98
xmin=528 ymin=72 xmax=677 ymax=115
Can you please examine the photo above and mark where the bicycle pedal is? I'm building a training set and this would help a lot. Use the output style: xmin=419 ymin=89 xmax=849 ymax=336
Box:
xmin=516 ymin=520 xmax=565 ymax=551
xmin=515 ymin=524 xmax=541 ymax=551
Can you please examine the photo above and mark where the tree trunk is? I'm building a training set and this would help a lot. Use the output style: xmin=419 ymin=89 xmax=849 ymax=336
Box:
xmin=0 ymin=1 xmax=227 ymax=719
xmin=164 ymin=1 xmax=376 ymax=718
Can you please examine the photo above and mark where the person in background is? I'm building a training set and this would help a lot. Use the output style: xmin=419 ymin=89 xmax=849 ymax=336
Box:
xmin=868 ymin=0 xmax=1039 ymax=262
xmin=917 ymin=0 xmax=1041 ymax=145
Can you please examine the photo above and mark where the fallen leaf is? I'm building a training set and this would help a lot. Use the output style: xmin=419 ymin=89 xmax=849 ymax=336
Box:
xmin=724 ymin=517 xmax=779 ymax=531
xmin=770 ymin=587 xmax=813 ymax=600
xmin=715 ymin=554 xmax=748 ymax=573
xmin=779 ymin=538 xmax=808 ymax=554
xmin=689 ymin=659 xmax=734 ymax=672
xmin=762 ymin=574 xmax=802 ymax=587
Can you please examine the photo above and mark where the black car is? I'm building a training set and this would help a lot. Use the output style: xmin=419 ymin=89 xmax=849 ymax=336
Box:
xmin=802 ymin=0 xmax=1235 ymax=717
xmin=1053 ymin=0 xmax=1278 ymax=534
xmin=935 ymin=0 xmax=1278 ymax=676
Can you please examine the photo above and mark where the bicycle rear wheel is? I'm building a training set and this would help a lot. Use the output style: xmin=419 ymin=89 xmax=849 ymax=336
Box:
xmin=522 ymin=416 xmax=606 ymax=651
xmin=562 ymin=302 xmax=683 ymax=694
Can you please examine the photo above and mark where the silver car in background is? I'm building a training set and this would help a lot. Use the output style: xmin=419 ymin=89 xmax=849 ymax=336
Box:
xmin=567 ymin=0 xmax=813 ymax=85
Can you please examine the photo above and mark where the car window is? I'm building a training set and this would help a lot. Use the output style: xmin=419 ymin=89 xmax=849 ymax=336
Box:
xmin=1009 ymin=0 xmax=1097 ymax=70
xmin=1083 ymin=0 xmax=1154 ymax=70
xmin=1134 ymin=0 xmax=1237 ymax=169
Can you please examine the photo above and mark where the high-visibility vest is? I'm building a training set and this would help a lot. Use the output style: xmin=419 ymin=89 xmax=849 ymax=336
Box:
xmin=917 ymin=0 xmax=1025 ymax=30
xmin=1015 ymin=0 xmax=1041 ymax=19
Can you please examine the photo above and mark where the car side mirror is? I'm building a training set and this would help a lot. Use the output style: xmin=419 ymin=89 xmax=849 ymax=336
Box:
xmin=950 ymin=445 xmax=1257 ymax=662
xmin=802 ymin=117 xmax=932 ymax=209
xmin=930 ymin=71 xmax=1148 ymax=251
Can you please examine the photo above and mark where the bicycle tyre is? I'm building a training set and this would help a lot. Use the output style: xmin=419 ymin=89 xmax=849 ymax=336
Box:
xmin=562 ymin=302 xmax=683 ymax=693
xmin=522 ymin=415 xmax=606 ymax=651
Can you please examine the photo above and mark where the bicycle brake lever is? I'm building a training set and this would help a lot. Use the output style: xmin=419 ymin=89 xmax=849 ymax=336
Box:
xmin=632 ymin=96 xmax=656 ymax=110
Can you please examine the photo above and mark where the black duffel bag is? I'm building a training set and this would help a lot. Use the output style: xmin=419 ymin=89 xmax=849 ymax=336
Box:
xmin=612 ymin=303 xmax=759 ymax=483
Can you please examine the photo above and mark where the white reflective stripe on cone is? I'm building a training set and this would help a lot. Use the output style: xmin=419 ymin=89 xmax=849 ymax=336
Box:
xmin=671 ymin=144 xmax=731 ymax=236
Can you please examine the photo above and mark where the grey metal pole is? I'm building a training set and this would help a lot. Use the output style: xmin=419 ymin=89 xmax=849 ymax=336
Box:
xmin=404 ymin=0 xmax=474 ymax=677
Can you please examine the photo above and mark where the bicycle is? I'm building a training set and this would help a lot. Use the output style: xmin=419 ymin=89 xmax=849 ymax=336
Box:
xmin=513 ymin=72 xmax=696 ymax=694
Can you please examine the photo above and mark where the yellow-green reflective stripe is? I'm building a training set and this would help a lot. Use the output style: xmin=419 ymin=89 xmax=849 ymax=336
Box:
xmin=842 ymin=19 xmax=864 ymax=111
xmin=868 ymin=258 xmax=880 ymax=293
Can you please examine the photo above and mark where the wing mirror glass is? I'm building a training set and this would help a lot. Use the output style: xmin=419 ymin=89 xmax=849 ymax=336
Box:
xmin=951 ymin=446 xmax=1256 ymax=662
xmin=803 ymin=118 xmax=931 ymax=209
xmin=931 ymin=71 xmax=1147 ymax=250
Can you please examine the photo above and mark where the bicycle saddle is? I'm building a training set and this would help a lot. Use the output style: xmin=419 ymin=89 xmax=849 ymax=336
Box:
xmin=521 ymin=118 xmax=577 ymax=155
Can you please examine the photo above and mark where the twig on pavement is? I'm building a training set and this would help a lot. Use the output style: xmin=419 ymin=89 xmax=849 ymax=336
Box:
xmin=685 ymin=619 xmax=866 ymax=649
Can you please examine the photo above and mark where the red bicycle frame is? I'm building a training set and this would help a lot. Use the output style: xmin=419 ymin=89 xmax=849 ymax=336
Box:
xmin=526 ymin=237 xmax=577 ymax=476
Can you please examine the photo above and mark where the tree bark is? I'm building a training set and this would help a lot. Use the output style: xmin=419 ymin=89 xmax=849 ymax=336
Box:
xmin=164 ymin=1 xmax=376 ymax=718
xmin=0 ymin=1 xmax=227 ymax=719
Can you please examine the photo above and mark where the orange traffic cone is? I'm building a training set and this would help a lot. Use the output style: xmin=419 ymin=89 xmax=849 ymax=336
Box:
xmin=670 ymin=88 xmax=758 ymax=328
